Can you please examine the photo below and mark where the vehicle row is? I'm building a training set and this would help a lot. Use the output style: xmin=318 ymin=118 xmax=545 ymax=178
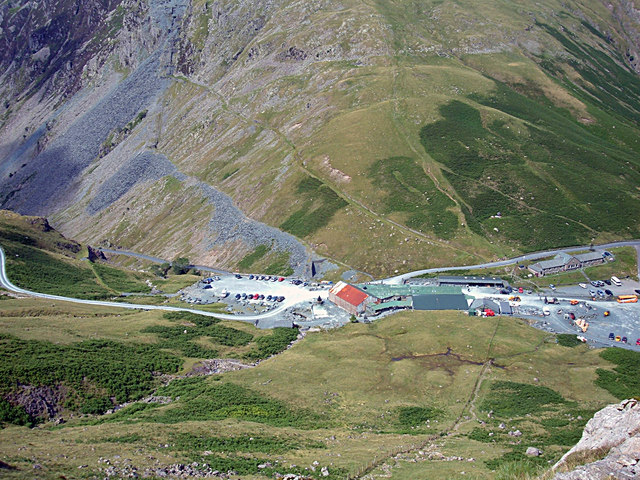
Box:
xmin=608 ymin=333 xmax=640 ymax=345
xmin=233 ymin=293 xmax=285 ymax=302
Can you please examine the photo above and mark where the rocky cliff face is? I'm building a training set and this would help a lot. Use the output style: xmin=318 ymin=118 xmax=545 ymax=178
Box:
xmin=552 ymin=399 xmax=640 ymax=480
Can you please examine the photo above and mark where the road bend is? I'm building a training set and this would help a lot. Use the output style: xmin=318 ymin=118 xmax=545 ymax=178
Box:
xmin=383 ymin=240 xmax=640 ymax=284
xmin=0 ymin=246 xmax=289 ymax=324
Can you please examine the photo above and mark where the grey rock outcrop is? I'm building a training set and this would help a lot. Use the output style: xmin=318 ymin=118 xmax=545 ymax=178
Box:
xmin=552 ymin=399 xmax=640 ymax=480
xmin=526 ymin=447 xmax=543 ymax=457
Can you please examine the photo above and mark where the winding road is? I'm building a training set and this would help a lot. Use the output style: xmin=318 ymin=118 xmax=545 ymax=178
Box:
xmin=383 ymin=240 xmax=640 ymax=284
xmin=2 ymin=240 xmax=640 ymax=326
xmin=0 ymin=246 xmax=290 ymax=324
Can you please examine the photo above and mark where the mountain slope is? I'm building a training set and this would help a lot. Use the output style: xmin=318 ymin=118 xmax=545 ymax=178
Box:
xmin=1 ymin=0 xmax=639 ymax=276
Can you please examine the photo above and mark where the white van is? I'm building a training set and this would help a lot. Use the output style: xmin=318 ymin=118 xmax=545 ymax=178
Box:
xmin=611 ymin=276 xmax=622 ymax=287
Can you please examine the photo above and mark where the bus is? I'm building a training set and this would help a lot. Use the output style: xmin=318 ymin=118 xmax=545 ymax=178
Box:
xmin=616 ymin=294 xmax=637 ymax=303
xmin=611 ymin=276 xmax=622 ymax=287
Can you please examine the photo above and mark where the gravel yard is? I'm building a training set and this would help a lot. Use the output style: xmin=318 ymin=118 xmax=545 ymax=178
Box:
xmin=468 ymin=277 xmax=640 ymax=350
xmin=178 ymin=274 xmax=350 ymax=329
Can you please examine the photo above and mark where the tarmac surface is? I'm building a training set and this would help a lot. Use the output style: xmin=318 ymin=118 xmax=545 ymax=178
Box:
xmin=467 ymin=277 xmax=640 ymax=350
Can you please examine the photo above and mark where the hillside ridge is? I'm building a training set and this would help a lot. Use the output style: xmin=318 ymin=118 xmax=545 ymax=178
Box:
xmin=0 ymin=0 xmax=639 ymax=276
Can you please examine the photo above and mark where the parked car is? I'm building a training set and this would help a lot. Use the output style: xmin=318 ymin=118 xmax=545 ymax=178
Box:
xmin=518 ymin=287 xmax=524 ymax=294
xmin=634 ymin=289 xmax=640 ymax=296
xmin=235 ymin=274 xmax=242 ymax=279
xmin=605 ymin=289 xmax=613 ymax=296
xmin=249 ymin=274 xmax=254 ymax=280
xmin=549 ymin=284 xmax=556 ymax=290
xmin=579 ymin=283 xmax=587 ymax=289
xmin=596 ymin=281 xmax=606 ymax=287
xmin=597 ymin=289 xmax=605 ymax=297
xmin=590 ymin=281 xmax=598 ymax=287
xmin=235 ymin=294 xmax=241 ymax=299
xmin=568 ymin=312 xmax=576 ymax=320
xmin=615 ymin=336 xmax=621 ymax=342
xmin=604 ymin=279 xmax=611 ymax=285
xmin=267 ymin=295 xmax=272 ymax=301
xmin=636 ymin=338 xmax=640 ymax=346
xmin=608 ymin=332 xmax=615 ymax=340
xmin=621 ymin=336 xmax=627 ymax=344
xmin=589 ymin=290 xmax=596 ymax=297
xmin=253 ymin=294 xmax=260 ymax=300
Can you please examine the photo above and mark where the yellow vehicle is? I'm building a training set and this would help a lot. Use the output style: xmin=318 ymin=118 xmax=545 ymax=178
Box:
xmin=570 ymin=300 xmax=579 ymax=305
xmin=604 ymin=310 xmax=610 ymax=317
xmin=617 ymin=295 xmax=638 ymax=303
xmin=615 ymin=336 xmax=621 ymax=342
xmin=508 ymin=296 xmax=521 ymax=302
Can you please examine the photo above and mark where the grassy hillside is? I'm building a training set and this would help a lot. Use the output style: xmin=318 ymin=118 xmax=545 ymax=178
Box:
xmin=42 ymin=0 xmax=640 ymax=278
xmin=2 ymin=1 xmax=639 ymax=277
xmin=2 ymin=296 xmax=636 ymax=479
xmin=0 ymin=210 xmax=152 ymax=299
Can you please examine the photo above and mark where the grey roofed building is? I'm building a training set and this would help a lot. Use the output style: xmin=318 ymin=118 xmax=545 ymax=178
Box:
xmin=437 ymin=276 xmax=506 ymax=287
xmin=499 ymin=301 xmax=512 ymax=315
xmin=528 ymin=250 xmax=604 ymax=277
xmin=528 ymin=263 xmax=543 ymax=274
xmin=536 ymin=254 xmax=572 ymax=270
xmin=574 ymin=251 xmax=605 ymax=263
xmin=413 ymin=294 xmax=469 ymax=311
xmin=468 ymin=298 xmax=500 ymax=312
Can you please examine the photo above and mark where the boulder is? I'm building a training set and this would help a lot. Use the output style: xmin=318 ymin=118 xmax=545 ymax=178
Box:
xmin=526 ymin=447 xmax=543 ymax=457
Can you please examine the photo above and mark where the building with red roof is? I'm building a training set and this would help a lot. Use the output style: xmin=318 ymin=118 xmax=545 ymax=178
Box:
xmin=328 ymin=281 xmax=371 ymax=316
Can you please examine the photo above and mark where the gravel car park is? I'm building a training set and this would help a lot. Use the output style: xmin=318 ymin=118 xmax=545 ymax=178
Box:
xmin=468 ymin=281 xmax=640 ymax=350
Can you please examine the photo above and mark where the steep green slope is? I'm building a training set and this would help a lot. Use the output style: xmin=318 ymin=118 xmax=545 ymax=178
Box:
xmin=149 ymin=0 xmax=640 ymax=274
xmin=2 ymin=0 xmax=640 ymax=277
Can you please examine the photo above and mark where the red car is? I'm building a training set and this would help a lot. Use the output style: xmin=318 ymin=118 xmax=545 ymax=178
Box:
xmin=278 ymin=277 xmax=285 ymax=282
xmin=253 ymin=294 xmax=260 ymax=300
xmin=636 ymin=338 xmax=640 ymax=346
xmin=518 ymin=287 xmax=524 ymax=294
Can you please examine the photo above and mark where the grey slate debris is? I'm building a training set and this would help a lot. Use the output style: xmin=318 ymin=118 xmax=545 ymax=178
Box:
xmin=86 ymin=152 xmax=181 ymax=215
xmin=196 ymin=181 xmax=310 ymax=276
xmin=0 ymin=49 xmax=170 ymax=215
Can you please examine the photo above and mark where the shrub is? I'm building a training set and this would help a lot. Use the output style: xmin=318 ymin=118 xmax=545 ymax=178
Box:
xmin=595 ymin=348 xmax=640 ymax=399
xmin=557 ymin=334 xmax=583 ymax=347
xmin=396 ymin=406 xmax=442 ymax=427
xmin=171 ymin=257 xmax=191 ymax=275
xmin=280 ymin=177 xmax=347 ymax=237
xmin=0 ymin=334 xmax=181 ymax=413
xmin=244 ymin=327 xmax=298 ymax=360
xmin=480 ymin=381 xmax=566 ymax=417
xmin=0 ymin=398 xmax=34 ymax=428
xmin=152 ymin=379 xmax=324 ymax=428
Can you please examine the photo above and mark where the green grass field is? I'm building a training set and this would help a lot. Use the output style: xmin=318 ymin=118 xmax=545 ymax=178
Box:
xmin=1 ymin=299 xmax=630 ymax=479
